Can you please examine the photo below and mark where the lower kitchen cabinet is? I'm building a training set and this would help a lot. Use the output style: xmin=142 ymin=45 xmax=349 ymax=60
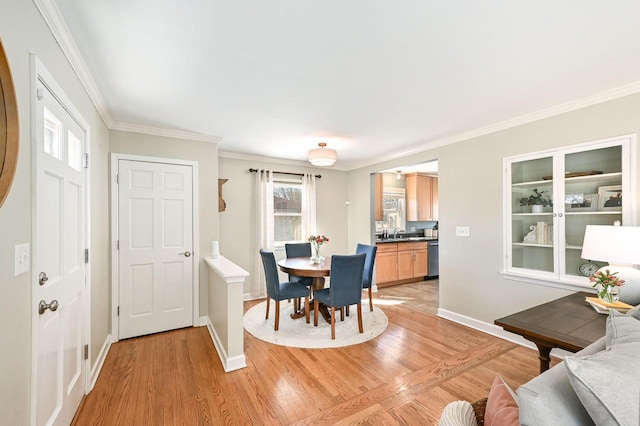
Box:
xmin=376 ymin=241 xmax=429 ymax=286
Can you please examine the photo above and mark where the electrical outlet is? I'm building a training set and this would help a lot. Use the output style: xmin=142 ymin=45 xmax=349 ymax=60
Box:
xmin=15 ymin=243 xmax=30 ymax=276
xmin=455 ymin=226 xmax=470 ymax=237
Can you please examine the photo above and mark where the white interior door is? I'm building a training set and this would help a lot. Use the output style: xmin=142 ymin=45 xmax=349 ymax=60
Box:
xmin=34 ymin=78 xmax=86 ymax=426
xmin=118 ymin=159 xmax=194 ymax=339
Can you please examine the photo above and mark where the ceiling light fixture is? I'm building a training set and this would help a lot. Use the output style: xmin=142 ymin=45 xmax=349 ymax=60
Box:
xmin=396 ymin=170 xmax=403 ymax=180
xmin=308 ymin=142 xmax=337 ymax=166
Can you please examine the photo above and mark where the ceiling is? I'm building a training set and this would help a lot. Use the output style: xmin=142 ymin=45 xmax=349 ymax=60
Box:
xmin=49 ymin=0 xmax=640 ymax=170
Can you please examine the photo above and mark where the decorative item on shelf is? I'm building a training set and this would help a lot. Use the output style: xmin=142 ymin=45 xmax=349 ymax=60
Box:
xmin=597 ymin=185 xmax=622 ymax=211
xmin=565 ymin=193 xmax=598 ymax=212
xmin=523 ymin=225 xmax=537 ymax=243
xmin=308 ymin=235 xmax=329 ymax=263
xmin=542 ymin=170 xmax=603 ymax=180
xmin=581 ymin=225 xmax=640 ymax=305
xmin=589 ymin=269 xmax=624 ymax=303
xmin=520 ymin=189 xmax=552 ymax=213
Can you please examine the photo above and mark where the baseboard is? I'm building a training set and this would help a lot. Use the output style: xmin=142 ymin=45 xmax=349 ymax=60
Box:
xmin=437 ymin=308 xmax=572 ymax=359
xmin=89 ymin=334 xmax=112 ymax=391
xmin=205 ymin=319 xmax=247 ymax=372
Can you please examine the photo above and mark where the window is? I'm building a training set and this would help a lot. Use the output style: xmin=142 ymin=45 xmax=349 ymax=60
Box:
xmin=274 ymin=181 xmax=302 ymax=242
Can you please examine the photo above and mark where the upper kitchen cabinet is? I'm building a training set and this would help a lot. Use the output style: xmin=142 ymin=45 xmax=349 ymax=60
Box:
xmin=406 ymin=173 xmax=438 ymax=221
xmin=504 ymin=135 xmax=635 ymax=288
xmin=374 ymin=173 xmax=383 ymax=221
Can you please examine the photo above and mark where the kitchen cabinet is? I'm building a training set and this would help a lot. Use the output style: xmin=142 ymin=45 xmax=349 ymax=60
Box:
xmin=376 ymin=241 xmax=428 ymax=286
xmin=374 ymin=173 xmax=383 ymax=221
xmin=406 ymin=173 xmax=438 ymax=221
xmin=376 ymin=243 xmax=398 ymax=283
xmin=504 ymin=135 xmax=634 ymax=287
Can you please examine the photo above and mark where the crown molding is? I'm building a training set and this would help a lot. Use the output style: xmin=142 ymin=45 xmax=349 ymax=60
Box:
xmin=347 ymin=81 xmax=640 ymax=171
xmin=32 ymin=0 xmax=114 ymax=127
xmin=110 ymin=121 xmax=221 ymax=144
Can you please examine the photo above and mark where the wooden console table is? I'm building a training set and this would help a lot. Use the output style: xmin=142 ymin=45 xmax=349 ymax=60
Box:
xmin=494 ymin=291 xmax=606 ymax=373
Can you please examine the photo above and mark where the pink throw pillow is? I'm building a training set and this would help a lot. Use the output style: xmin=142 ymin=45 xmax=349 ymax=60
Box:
xmin=484 ymin=375 xmax=519 ymax=426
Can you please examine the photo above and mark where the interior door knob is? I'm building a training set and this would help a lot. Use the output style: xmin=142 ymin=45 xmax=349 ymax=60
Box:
xmin=39 ymin=299 xmax=59 ymax=315
xmin=179 ymin=251 xmax=192 ymax=257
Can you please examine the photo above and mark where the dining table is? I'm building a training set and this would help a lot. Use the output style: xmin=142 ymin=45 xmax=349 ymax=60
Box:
xmin=277 ymin=256 xmax=332 ymax=323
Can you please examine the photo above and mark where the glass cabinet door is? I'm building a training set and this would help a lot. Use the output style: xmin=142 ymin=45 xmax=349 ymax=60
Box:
xmin=562 ymin=144 xmax=624 ymax=279
xmin=509 ymin=154 xmax=556 ymax=275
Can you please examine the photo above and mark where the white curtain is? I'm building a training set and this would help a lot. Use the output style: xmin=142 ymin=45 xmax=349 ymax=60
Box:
xmin=252 ymin=170 xmax=274 ymax=298
xmin=301 ymin=173 xmax=317 ymax=238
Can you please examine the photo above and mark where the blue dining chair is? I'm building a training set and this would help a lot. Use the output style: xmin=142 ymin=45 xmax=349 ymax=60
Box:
xmin=356 ymin=243 xmax=378 ymax=312
xmin=284 ymin=243 xmax=314 ymax=287
xmin=259 ymin=249 xmax=310 ymax=330
xmin=313 ymin=253 xmax=366 ymax=339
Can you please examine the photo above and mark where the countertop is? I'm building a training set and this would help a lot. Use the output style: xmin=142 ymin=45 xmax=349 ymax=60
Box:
xmin=375 ymin=237 xmax=438 ymax=244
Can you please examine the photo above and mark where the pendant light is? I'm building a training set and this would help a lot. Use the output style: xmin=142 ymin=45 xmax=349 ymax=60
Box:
xmin=308 ymin=142 xmax=337 ymax=166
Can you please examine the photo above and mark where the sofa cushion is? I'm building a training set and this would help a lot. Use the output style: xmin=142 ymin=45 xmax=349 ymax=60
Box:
xmin=517 ymin=360 xmax=595 ymax=426
xmin=484 ymin=375 xmax=518 ymax=426
xmin=606 ymin=308 xmax=640 ymax=347
xmin=565 ymin=341 xmax=640 ymax=425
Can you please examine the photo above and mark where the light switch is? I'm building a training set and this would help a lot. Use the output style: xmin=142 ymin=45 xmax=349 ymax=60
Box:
xmin=455 ymin=226 xmax=470 ymax=237
xmin=15 ymin=243 xmax=30 ymax=276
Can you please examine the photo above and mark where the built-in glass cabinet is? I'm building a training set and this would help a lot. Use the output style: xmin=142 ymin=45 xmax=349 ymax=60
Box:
xmin=504 ymin=136 xmax=635 ymax=287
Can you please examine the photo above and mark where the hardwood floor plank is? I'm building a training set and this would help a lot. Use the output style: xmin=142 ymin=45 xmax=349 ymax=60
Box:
xmin=74 ymin=285 xmax=547 ymax=425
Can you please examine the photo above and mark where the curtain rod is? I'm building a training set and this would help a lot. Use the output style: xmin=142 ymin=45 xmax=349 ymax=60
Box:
xmin=248 ymin=168 xmax=321 ymax=179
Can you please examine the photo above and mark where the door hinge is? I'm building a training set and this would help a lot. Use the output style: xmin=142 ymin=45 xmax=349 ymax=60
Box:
xmin=116 ymin=174 xmax=119 ymax=184
xmin=84 ymin=153 xmax=89 ymax=168
xmin=84 ymin=248 xmax=89 ymax=264
xmin=117 ymin=306 xmax=120 ymax=316
xmin=84 ymin=344 xmax=89 ymax=360
xmin=117 ymin=240 xmax=119 ymax=250
xmin=36 ymin=87 xmax=44 ymax=100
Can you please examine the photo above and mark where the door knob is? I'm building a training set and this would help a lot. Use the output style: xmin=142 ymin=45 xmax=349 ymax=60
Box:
xmin=39 ymin=299 xmax=60 ymax=315
xmin=179 ymin=251 xmax=192 ymax=257
xmin=39 ymin=272 xmax=48 ymax=286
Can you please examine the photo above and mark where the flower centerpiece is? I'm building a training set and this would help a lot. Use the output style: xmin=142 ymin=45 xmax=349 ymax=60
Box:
xmin=589 ymin=269 xmax=625 ymax=303
xmin=308 ymin=235 xmax=329 ymax=263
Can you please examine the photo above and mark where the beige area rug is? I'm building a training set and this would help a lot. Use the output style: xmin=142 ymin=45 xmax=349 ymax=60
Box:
xmin=243 ymin=300 xmax=388 ymax=349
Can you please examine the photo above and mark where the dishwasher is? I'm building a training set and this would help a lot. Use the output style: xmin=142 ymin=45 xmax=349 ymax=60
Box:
xmin=427 ymin=240 xmax=439 ymax=278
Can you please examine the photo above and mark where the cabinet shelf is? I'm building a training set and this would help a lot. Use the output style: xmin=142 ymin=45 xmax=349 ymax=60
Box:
xmin=512 ymin=242 xmax=553 ymax=248
xmin=564 ymin=211 xmax=622 ymax=216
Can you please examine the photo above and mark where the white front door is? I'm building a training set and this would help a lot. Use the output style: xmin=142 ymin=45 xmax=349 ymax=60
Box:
xmin=34 ymin=76 xmax=87 ymax=426
xmin=117 ymin=159 xmax=194 ymax=339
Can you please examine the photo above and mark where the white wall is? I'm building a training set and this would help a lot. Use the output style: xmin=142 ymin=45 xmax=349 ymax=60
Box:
xmin=110 ymin=130 xmax=220 ymax=315
xmin=218 ymin=156 xmax=350 ymax=296
xmin=348 ymin=93 xmax=640 ymax=324
xmin=0 ymin=0 xmax=110 ymax=422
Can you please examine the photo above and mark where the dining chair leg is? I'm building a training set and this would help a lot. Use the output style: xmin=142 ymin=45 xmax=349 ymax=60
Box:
xmin=357 ymin=303 xmax=363 ymax=333
xmin=340 ymin=307 xmax=344 ymax=321
xmin=304 ymin=296 xmax=310 ymax=324
xmin=330 ymin=307 xmax=336 ymax=340
xmin=368 ymin=287 xmax=373 ymax=311
xmin=274 ymin=301 xmax=280 ymax=331
xmin=313 ymin=298 xmax=319 ymax=326
xmin=265 ymin=297 xmax=270 ymax=319
xmin=345 ymin=306 xmax=350 ymax=317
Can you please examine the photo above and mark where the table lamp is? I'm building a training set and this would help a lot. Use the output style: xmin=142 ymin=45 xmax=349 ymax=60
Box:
xmin=581 ymin=225 xmax=640 ymax=305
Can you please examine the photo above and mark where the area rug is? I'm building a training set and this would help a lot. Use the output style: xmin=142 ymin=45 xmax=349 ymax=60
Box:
xmin=243 ymin=300 xmax=388 ymax=349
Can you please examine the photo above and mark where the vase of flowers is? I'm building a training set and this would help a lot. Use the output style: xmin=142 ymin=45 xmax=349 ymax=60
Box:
xmin=308 ymin=235 xmax=329 ymax=263
xmin=589 ymin=269 xmax=625 ymax=303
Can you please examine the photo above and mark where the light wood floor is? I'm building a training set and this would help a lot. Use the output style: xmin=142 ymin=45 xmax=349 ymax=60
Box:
xmin=73 ymin=284 xmax=550 ymax=425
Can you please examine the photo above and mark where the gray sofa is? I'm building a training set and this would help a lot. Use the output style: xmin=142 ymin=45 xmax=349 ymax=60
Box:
xmin=441 ymin=306 xmax=640 ymax=426
xmin=520 ymin=307 xmax=640 ymax=425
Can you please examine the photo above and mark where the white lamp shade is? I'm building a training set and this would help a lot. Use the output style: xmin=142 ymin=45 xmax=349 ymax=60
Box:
xmin=581 ymin=225 xmax=640 ymax=265
xmin=308 ymin=143 xmax=337 ymax=166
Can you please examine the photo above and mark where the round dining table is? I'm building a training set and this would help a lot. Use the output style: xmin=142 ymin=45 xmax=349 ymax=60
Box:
xmin=277 ymin=256 xmax=332 ymax=322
